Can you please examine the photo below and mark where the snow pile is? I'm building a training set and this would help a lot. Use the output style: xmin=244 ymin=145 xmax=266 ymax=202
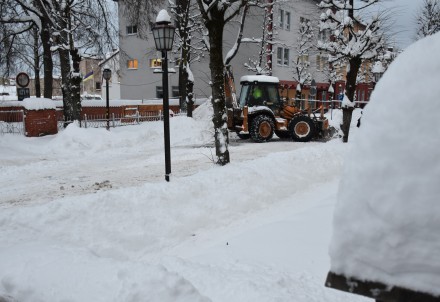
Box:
xmin=22 ymin=98 xmax=56 ymax=110
xmin=329 ymin=32 xmax=440 ymax=295
xmin=0 ymin=93 xmax=372 ymax=301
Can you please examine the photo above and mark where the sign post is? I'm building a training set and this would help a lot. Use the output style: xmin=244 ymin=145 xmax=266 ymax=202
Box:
xmin=16 ymin=72 xmax=30 ymax=101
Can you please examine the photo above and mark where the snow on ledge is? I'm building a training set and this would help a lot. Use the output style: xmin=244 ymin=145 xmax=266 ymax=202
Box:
xmin=22 ymin=98 xmax=56 ymax=110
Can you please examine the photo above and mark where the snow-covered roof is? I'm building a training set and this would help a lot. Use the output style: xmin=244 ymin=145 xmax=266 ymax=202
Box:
xmin=240 ymin=75 xmax=279 ymax=84
xmin=329 ymin=32 xmax=440 ymax=296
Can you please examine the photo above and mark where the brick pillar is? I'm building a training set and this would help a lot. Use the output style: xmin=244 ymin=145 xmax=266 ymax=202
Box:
xmin=24 ymin=108 xmax=58 ymax=137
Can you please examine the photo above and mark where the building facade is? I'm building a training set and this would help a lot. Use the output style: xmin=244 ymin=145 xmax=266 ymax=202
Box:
xmin=116 ymin=0 xmax=381 ymax=105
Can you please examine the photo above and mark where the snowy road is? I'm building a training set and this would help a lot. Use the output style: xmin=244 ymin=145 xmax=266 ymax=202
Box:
xmin=0 ymin=109 xmax=369 ymax=301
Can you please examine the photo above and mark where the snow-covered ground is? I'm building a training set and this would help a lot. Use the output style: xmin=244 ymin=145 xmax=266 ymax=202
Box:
xmin=0 ymin=102 xmax=368 ymax=301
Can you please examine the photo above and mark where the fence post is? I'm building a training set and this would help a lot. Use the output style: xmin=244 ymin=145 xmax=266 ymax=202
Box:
xmin=112 ymin=113 xmax=115 ymax=128
xmin=136 ymin=110 xmax=140 ymax=124
xmin=84 ymin=114 xmax=88 ymax=128
xmin=22 ymin=110 xmax=26 ymax=136
xmin=159 ymin=110 xmax=162 ymax=121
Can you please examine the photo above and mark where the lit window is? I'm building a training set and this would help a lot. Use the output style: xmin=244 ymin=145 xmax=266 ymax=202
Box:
xmin=150 ymin=58 xmax=162 ymax=68
xmin=127 ymin=25 xmax=138 ymax=35
xmin=285 ymin=12 xmax=291 ymax=30
xmin=127 ymin=59 xmax=138 ymax=69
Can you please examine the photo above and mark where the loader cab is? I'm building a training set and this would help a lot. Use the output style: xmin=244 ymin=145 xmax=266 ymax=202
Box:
xmin=239 ymin=75 xmax=282 ymax=111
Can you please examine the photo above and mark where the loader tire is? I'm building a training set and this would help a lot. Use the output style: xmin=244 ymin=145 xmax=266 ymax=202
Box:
xmin=289 ymin=115 xmax=316 ymax=142
xmin=250 ymin=115 xmax=274 ymax=143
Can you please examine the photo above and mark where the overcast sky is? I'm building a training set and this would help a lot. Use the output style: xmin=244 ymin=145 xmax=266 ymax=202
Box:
xmin=371 ymin=0 xmax=425 ymax=49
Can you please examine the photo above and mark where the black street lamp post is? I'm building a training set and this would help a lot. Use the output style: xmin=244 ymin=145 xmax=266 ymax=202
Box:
xmin=103 ymin=68 xmax=112 ymax=130
xmin=152 ymin=10 xmax=175 ymax=182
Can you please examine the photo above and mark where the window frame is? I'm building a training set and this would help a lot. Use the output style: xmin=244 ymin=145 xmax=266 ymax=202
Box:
xmin=126 ymin=25 xmax=138 ymax=35
xmin=150 ymin=58 xmax=162 ymax=68
xmin=277 ymin=47 xmax=283 ymax=65
xmin=283 ymin=48 xmax=290 ymax=66
xmin=279 ymin=9 xmax=284 ymax=29
xmin=156 ymin=86 xmax=163 ymax=99
xmin=127 ymin=59 xmax=138 ymax=70
xmin=171 ymin=86 xmax=180 ymax=97
xmin=285 ymin=11 xmax=291 ymax=31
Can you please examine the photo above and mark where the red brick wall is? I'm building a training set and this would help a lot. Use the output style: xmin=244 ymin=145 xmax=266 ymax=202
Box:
xmin=24 ymin=109 xmax=58 ymax=137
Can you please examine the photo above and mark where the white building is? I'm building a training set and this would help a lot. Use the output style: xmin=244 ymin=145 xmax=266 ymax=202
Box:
xmin=116 ymin=0 xmax=324 ymax=101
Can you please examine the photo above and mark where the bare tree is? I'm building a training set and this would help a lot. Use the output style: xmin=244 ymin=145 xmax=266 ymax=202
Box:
xmin=416 ymin=0 xmax=440 ymax=40
xmin=1 ymin=0 xmax=117 ymax=122
xmin=170 ymin=0 xmax=207 ymax=117
xmin=194 ymin=0 xmax=251 ymax=165
xmin=318 ymin=0 xmax=385 ymax=142
xmin=243 ymin=5 xmax=275 ymax=75
xmin=292 ymin=18 xmax=315 ymax=99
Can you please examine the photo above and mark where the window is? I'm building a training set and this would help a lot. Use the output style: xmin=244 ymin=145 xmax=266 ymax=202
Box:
xmin=277 ymin=47 xmax=290 ymax=66
xmin=150 ymin=58 xmax=162 ymax=68
xmin=127 ymin=59 xmax=138 ymax=69
xmin=172 ymin=86 xmax=179 ymax=97
xmin=95 ymin=82 xmax=101 ymax=91
xmin=283 ymin=48 xmax=290 ymax=66
xmin=279 ymin=9 xmax=291 ymax=30
xmin=316 ymin=55 xmax=328 ymax=71
xmin=127 ymin=25 xmax=138 ymax=35
xmin=318 ymin=29 xmax=331 ymax=42
xmin=285 ymin=12 xmax=291 ymax=30
xmin=156 ymin=86 xmax=163 ymax=98
xmin=299 ymin=54 xmax=309 ymax=65
xmin=277 ymin=47 xmax=283 ymax=65
xmin=279 ymin=9 xmax=284 ymax=28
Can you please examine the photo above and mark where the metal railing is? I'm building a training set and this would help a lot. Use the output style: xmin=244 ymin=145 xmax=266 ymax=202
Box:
xmin=0 ymin=110 xmax=25 ymax=135
xmin=76 ymin=110 xmax=187 ymax=129
xmin=290 ymin=98 xmax=369 ymax=110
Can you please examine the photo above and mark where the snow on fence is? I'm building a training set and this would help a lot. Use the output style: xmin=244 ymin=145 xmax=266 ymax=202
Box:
xmin=0 ymin=110 xmax=25 ymax=135
xmin=57 ymin=110 xmax=188 ymax=130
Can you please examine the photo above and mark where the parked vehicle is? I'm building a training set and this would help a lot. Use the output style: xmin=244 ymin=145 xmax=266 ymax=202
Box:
xmin=227 ymin=75 xmax=330 ymax=142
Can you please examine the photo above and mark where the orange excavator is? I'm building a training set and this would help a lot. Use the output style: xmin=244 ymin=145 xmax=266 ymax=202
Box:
xmin=225 ymin=72 xmax=330 ymax=142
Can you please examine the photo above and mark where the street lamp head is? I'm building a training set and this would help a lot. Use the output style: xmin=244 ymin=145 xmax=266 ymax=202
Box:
xmin=103 ymin=68 xmax=112 ymax=81
xmin=152 ymin=10 xmax=175 ymax=51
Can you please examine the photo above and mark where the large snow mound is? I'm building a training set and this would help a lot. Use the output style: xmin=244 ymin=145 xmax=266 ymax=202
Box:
xmin=329 ymin=32 xmax=440 ymax=295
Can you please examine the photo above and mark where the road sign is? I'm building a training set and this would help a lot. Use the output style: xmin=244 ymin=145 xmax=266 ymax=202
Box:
xmin=16 ymin=72 xmax=30 ymax=88
xmin=17 ymin=87 xmax=30 ymax=101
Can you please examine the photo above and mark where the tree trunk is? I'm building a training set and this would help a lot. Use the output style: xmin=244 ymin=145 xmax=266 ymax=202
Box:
xmin=186 ymin=79 xmax=194 ymax=117
xmin=40 ymin=19 xmax=53 ymax=99
xmin=70 ymin=47 xmax=82 ymax=121
xmin=59 ymin=47 xmax=73 ymax=125
xmin=207 ymin=18 xmax=230 ymax=165
xmin=33 ymin=27 xmax=41 ymax=98
xmin=176 ymin=0 xmax=190 ymax=113
xmin=341 ymin=56 xmax=362 ymax=143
